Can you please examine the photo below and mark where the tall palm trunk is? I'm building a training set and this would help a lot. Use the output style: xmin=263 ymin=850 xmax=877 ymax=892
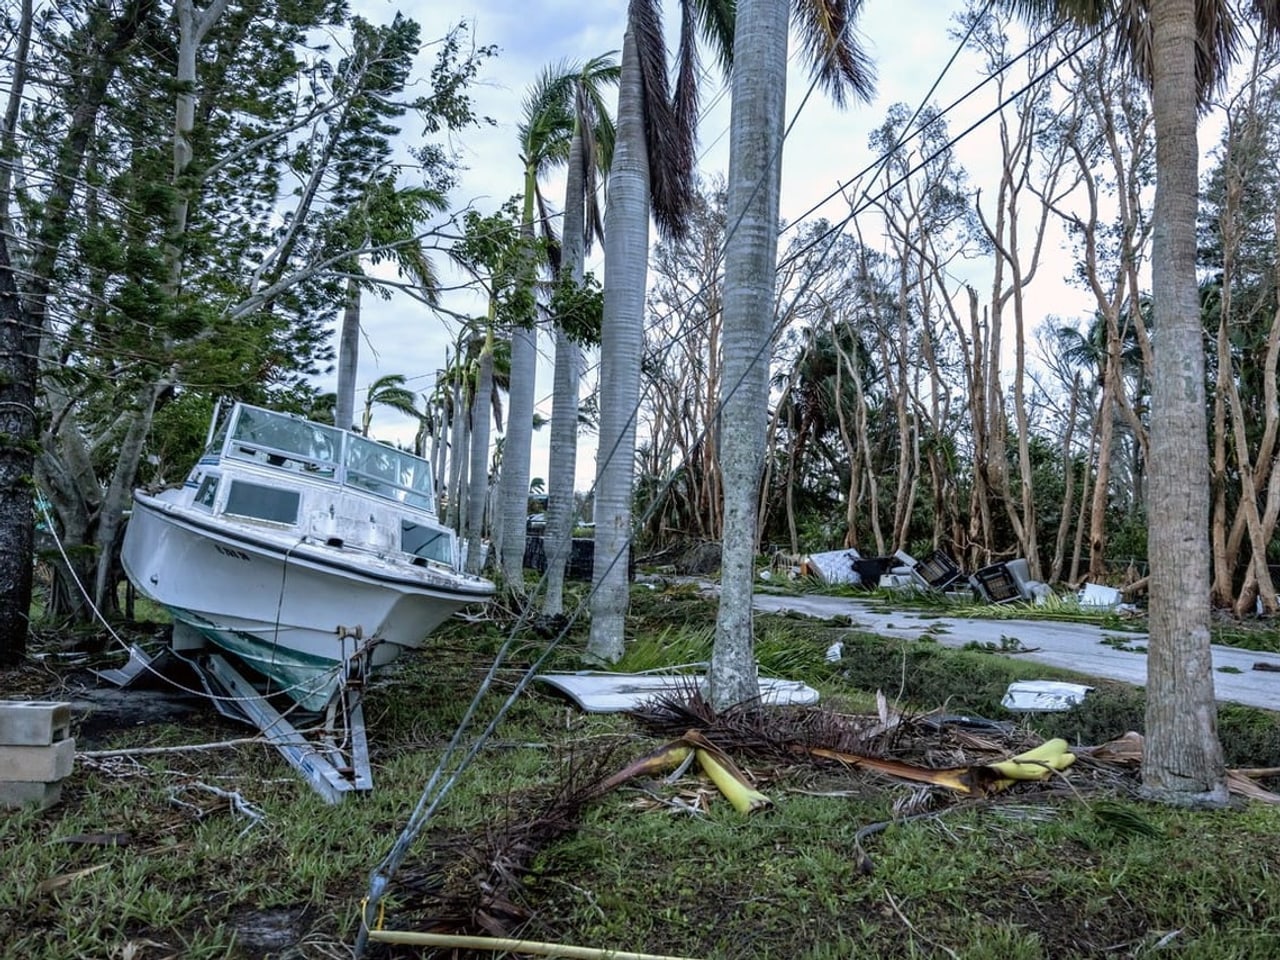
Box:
xmin=710 ymin=0 xmax=787 ymax=709
xmin=1142 ymin=0 xmax=1226 ymax=805
xmin=465 ymin=324 xmax=496 ymax=575
xmin=335 ymin=278 xmax=360 ymax=431
xmin=543 ymin=128 xmax=587 ymax=618
xmin=498 ymin=177 xmax=540 ymax=591
xmin=588 ymin=27 xmax=648 ymax=662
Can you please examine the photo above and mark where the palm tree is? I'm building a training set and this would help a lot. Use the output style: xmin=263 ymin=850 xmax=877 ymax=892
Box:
xmin=709 ymin=0 xmax=874 ymax=708
xmin=360 ymin=373 xmax=421 ymax=436
xmin=500 ymin=57 xmax=618 ymax=595
xmin=1002 ymin=0 xmax=1280 ymax=805
xmin=334 ymin=181 xmax=446 ymax=435
xmin=588 ymin=0 xmax=735 ymax=663
xmin=544 ymin=56 xmax=617 ymax=617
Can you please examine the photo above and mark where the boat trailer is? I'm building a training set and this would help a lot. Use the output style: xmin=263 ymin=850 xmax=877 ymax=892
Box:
xmin=97 ymin=626 xmax=376 ymax=804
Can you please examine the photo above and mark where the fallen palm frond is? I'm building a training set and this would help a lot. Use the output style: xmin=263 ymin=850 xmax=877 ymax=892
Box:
xmin=1084 ymin=732 xmax=1280 ymax=805
xmin=795 ymin=737 xmax=1076 ymax=797
xmin=632 ymin=693 xmax=1082 ymax=797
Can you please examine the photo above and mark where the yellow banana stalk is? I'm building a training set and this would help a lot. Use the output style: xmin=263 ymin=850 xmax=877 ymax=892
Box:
xmin=987 ymin=738 xmax=1076 ymax=780
xmin=684 ymin=730 xmax=772 ymax=815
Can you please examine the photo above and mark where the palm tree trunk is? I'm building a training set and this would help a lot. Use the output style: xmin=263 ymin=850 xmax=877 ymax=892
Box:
xmin=465 ymin=325 xmax=496 ymax=575
xmin=543 ymin=129 xmax=587 ymax=618
xmin=710 ymin=0 xmax=787 ymax=709
xmin=335 ymin=278 xmax=360 ymax=431
xmin=588 ymin=26 xmax=649 ymax=663
xmin=1142 ymin=0 xmax=1226 ymax=806
xmin=498 ymin=172 xmax=541 ymax=592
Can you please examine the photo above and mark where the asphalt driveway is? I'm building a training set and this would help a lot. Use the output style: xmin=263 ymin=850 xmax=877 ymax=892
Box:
xmin=750 ymin=591 xmax=1280 ymax=711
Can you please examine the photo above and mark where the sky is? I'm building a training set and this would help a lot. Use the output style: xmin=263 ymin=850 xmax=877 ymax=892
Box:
xmin=331 ymin=0 xmax=1094 ymax=489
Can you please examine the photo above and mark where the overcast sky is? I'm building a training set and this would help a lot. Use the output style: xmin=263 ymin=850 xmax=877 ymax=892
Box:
xmin=334 ymin=0 xmax=1092 ymax=489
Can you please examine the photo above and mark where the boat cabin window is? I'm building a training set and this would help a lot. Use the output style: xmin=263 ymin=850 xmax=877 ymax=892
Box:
xmin=193 ymin=474 xmax=219 ymax=510
xmin=401 ymin=520 xmax=453 ymax=564
xmin=345 ymin=434 xmax=435 ymax=512
xmin=227 ymin=406 xmax=340 ymax=479
xmin=224 ymin=480 xmax=301 ymax=525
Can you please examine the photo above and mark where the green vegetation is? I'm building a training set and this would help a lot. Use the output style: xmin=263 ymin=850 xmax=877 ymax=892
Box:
xmin=3 ymin=584 xmax=1280 ymax=959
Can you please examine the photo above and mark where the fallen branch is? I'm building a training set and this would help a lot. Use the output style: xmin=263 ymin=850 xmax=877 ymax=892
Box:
xmin=168 ymin=782 xmax=266 ymax=835
xmin=79 ymin=735 xmax=312 ymax=758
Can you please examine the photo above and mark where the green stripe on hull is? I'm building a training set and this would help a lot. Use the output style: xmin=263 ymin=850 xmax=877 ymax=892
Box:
xmin=169 ymin=608 xmax=342 ymax=712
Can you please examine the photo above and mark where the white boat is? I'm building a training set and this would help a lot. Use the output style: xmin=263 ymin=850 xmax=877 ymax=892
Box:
xmin=121 ymin=402 xmax=495 ymax=713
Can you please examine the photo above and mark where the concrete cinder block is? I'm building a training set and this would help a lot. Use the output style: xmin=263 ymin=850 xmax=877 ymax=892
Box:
xmin=0 ymin=701 xmax=71 ymax=746
xmin=0 ymin=779 xmax=64 ymax=810
xmin=0 ymin=737 xmax=76 ymax=782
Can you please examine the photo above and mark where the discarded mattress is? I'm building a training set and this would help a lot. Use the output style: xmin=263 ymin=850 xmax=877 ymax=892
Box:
xmin=535 ymin=672 xmax=821 ymax=713
xmin=799 ymin=549 xmax=861 ymax=584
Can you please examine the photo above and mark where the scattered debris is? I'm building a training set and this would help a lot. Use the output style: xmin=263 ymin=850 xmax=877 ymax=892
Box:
xmin=1079 ymin=583 xmax=1123 ymax=608
xmin=168 ymin=782 xmax=266 ymax=836
xmin=1000 ymin=680 xmax=1092 ymax=712
xmin=799 ymin=548 xmax=863 ymax=584
xmin=1081 ymin=732 xmax=1280 ymax=805
xmin=533 ymin=671 xmax=820 ymax=713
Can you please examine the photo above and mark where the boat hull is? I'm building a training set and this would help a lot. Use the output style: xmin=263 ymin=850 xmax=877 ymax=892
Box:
xmin=122 ymin=490 xmax=491 ymax=711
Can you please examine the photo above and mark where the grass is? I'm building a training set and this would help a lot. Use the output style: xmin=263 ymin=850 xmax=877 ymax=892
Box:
xmin=3 ymin=582 xmax=1280 ymax=959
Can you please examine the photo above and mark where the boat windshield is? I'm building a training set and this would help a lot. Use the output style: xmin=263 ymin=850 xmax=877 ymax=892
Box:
xmin=344 ymin=434 xmax=435 ymax=512
xmin=221 ymin=404 xmax=436 ymax=513
xmin=226 ymin=406 xmax=341 ymax=478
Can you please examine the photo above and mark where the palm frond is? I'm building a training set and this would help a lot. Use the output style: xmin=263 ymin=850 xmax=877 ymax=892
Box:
xmin=691 ymin=0 xmax=735 ymax=74
xmin=629 ymin=0 xmax=691 ymax=240
xmin=1255 ymin=0 xmax=1280 ymax=43
xmin=791 ymin=0 xmax=877 ymax=108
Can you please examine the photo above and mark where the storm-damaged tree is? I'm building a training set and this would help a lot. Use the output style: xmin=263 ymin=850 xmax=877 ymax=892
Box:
xmin=542 ymin=57 xmax=616 ymax=617
xmin=710 ymin=0 xmax=874 ymax=709
xmin=0 ymin=0 xmax=157 ymax=660
xmin=0 ymin=4 xmax=492 ymax=644
xmin=448 ymin=203 xmax=537 ymax=576
xmin=1002 ymin=0 xmax=1280 ymax=805
xmin=587 ymin=0 xmax=734 ymax=663
xmin=499 ymin=56 xmax=617 ymax=596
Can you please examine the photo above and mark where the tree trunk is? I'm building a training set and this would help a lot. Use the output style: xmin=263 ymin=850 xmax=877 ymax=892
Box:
xmin=710 ymin=0 xmax=786 ymax=709
xmin=335 ymin=279 xmax=361 ymax=431
xmin=1141 ymin=0 xmax=1226 ymax=806
xmin=588 ymin=26 xmax=649 ymax=663
xmin=0 ymin=236 xmax=36 ymax=664
xmin=465 ymin=327 xmax=496 ymax=575
xmin=543 ymin=128 xmax=587 ymax=617
xmin=498 ymin=169 xmax=541 ymax=592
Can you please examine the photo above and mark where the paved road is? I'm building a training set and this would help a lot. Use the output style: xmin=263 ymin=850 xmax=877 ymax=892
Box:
xmin=750 ymin=591 xmax=1280 ymax=711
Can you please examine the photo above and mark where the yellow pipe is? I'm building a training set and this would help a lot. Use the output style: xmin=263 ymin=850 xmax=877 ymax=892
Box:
xmin=366 ymin=929 xmax=704 ymax=959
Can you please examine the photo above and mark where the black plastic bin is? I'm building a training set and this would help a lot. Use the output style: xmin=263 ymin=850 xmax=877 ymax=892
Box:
xmin=852 ymin=556 xmax=895 ymax=586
